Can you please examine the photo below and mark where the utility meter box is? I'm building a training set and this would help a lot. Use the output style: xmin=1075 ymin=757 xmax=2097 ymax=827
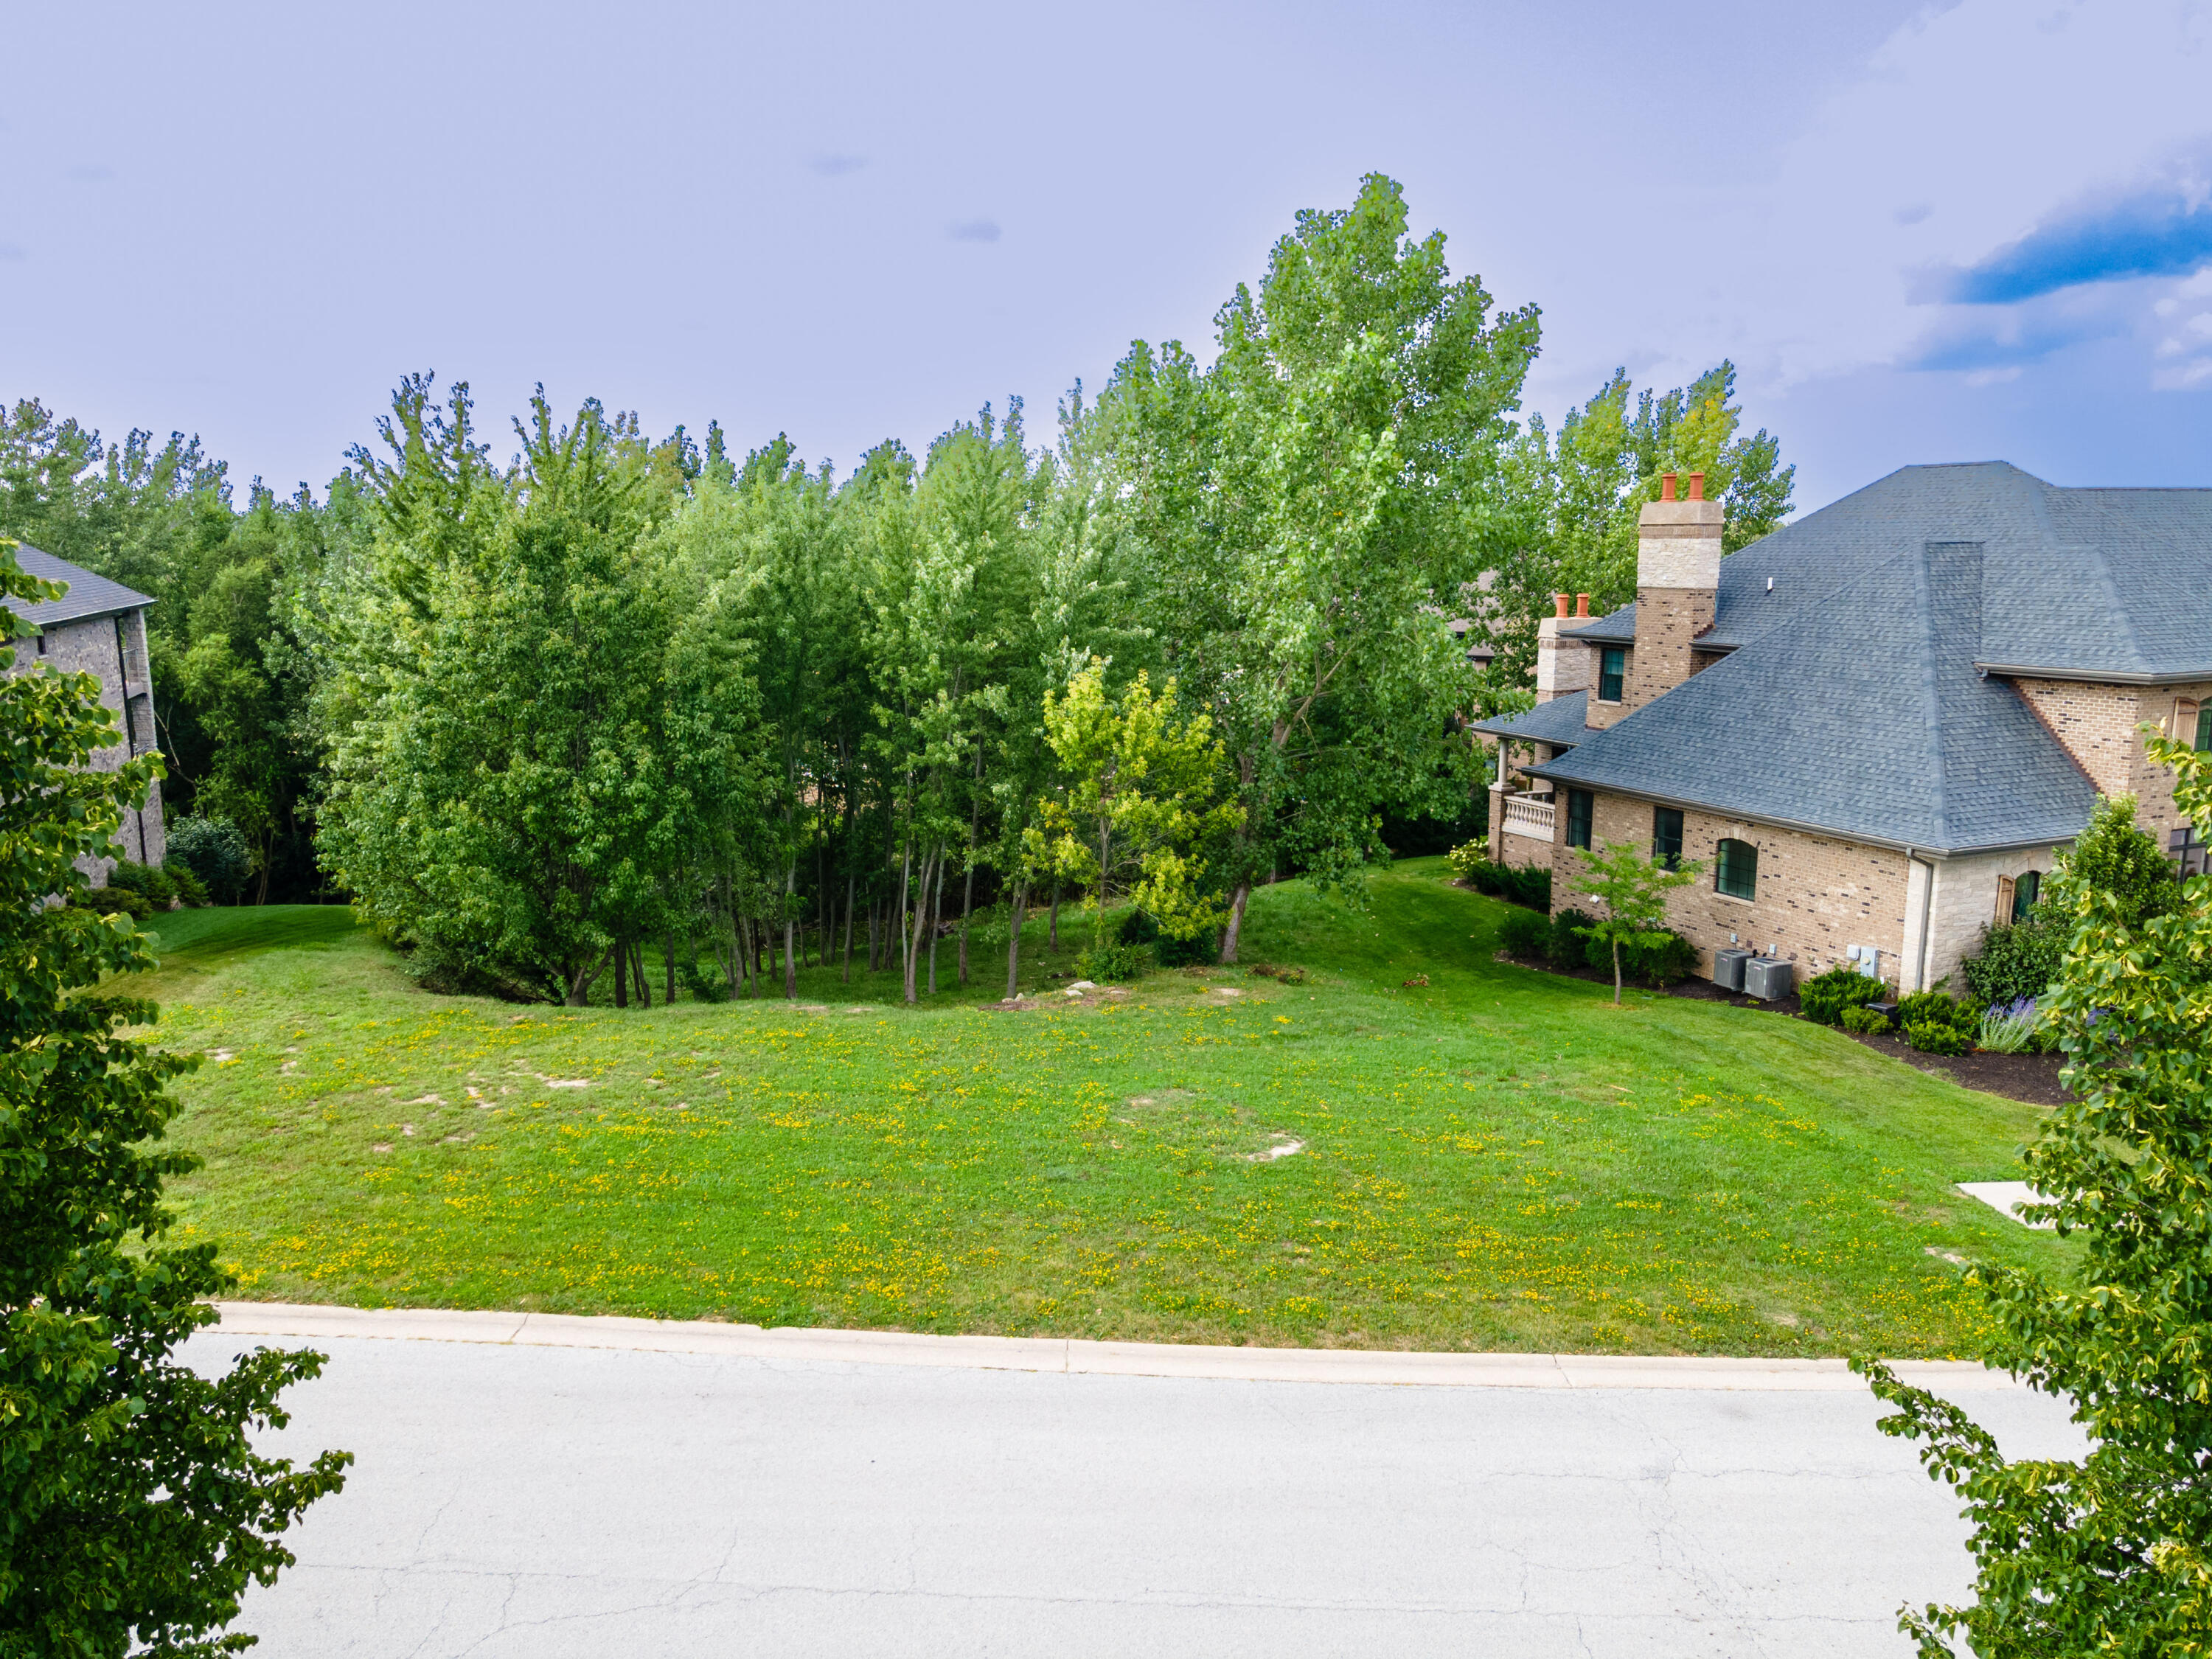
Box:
xmin=1743 ymin=956 xmax=1795 ymax=1001
xmin=1711 ymin=947 xmax=1753 ymax=992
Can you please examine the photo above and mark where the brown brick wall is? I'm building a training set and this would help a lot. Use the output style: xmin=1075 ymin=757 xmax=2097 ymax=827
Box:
xmin=1624 ymin=586 xmax=1716 ymax=717
xmin=2014 ymin=677 xmax=2212 ymax=853
xmin=1550 ymin=789 xmax=1913 ymax=981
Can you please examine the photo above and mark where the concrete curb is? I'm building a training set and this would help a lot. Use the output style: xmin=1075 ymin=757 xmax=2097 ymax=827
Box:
xmin=209 ymin=1302 xmax=2020 ymax=1392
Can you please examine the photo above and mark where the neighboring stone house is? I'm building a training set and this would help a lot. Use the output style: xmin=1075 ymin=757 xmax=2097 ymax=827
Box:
xmin=1472 ymin=462 xmax=2212 ymax=994
xmin=3 ymin=543 xmax=166 ymax=874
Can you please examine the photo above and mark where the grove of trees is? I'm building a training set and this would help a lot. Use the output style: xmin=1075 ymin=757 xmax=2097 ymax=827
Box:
xmin=0 ymin=173 xmax=1795 ymax=1001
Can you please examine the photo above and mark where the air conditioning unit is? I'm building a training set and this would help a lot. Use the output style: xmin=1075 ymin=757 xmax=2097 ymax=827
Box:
xmin=1743 ymin=956 xmax=1794 ymax=1001
xmin=1711 ymin=947 xmax=1752 ymax=992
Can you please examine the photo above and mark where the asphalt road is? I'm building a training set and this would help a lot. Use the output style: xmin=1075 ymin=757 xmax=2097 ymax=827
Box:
xmin=187 ymin=1325 xmax=2085 ymax=1658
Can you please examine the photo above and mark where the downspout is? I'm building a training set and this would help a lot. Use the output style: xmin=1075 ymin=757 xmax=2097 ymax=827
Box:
xmin=1907 ymin=848 xmax=1937 ymax=994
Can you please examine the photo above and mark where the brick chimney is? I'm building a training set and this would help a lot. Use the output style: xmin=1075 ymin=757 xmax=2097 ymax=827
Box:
xmin=1534 ymin=592 xmax=1590 ymax=704
xmin=1622 ymin=470 xmax=1722 ymax=714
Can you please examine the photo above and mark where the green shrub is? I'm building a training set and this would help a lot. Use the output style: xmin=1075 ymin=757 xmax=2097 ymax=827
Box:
xmin=678 ymin=958 xmax=730 ymax=1004
xmin=164 ymin=863 xmax=210 ymax=907
xmin=1498 ymin=908 xmax=1548 ymax=959
xmin=83 ymin=885 xmax=153 ymax=921
xmin=1467 ymin=859 xmax=1551 ymax=910
xmin=1961 ymin=910 xmax=2065 ymax=1008
xmin=1607 ymin=928 xmax=1700 ymax=987
xmin=1548 ymin=908 xmax=1597 ymax=968
xmin=1905 ymin=1019 xmax=1971 ymax=1056
xmin=1447 ymin=840 xmax=1488 ymax=883
xmin=1801 ymin=964 xmax=1887 ymax=1026
xmin=2054 ymin=793 xmax=2179 ymax=927
xmin=1119 ymin=908 xmax=1217 ymax=967
xmin=166 ymin=815 xmax=252 ymax=904
xmin=1897 ymin=989 xmax=1976 ymax=1034
xmin=105 ymin=859 xmax=177 ymax=907
xmin=1840 ymin=1004 xmax=1892 ymax=1034
xmin=1077 ymin=942 xmax=1150 ymax=983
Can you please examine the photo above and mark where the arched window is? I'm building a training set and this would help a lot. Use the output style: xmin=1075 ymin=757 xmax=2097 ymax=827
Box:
xmin=1715 ymin=838 xmax=1758 ymax=900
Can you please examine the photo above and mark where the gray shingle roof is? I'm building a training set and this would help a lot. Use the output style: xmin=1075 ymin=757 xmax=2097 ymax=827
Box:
xmin=1562 ymin=462 xmax=2212 ymax=679
xmin=1 ymin=543 xmax=155 ymax=627
xmin=1526 ymin=537 xmax=2101 ymax=854
xmin=1472 ymin=691 xmax=1591 ymax=748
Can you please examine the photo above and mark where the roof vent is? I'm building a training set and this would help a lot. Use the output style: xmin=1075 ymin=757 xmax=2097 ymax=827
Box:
xmin=1766 ymin=577 xmax=1774 ymax=593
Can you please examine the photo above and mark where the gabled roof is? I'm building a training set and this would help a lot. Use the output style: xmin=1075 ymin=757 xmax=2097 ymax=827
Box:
xmin=1562 ymin=462 xmax=2212 ymax=681
xmin=1471 ymin=690 xmax=1590 ymax=748
xmin=1528 ymin=538 xmax=2101 ymax=855
xmin=1 ymin=543 xmax=156 ymax=627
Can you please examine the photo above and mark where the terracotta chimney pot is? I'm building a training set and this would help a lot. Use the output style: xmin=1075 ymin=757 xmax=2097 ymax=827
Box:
xmin=1553 ymin=592 xmax=1571 ymax=618
xmin=1660 ymin=472 xmax=1677 ymax=502
xmin=1574 ymin=592 xmax=1590 ymax=617
xmin=1687 ymin=470 xmax=1705 ymax=501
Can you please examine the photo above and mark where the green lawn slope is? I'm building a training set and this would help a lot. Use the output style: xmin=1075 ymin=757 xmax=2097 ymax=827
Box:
xmin=139 ymin=859 xmax=2068 ymax=1356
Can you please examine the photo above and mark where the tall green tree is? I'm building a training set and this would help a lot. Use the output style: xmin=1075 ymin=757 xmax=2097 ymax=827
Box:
xmin=1488 ymin=361 xmax=1795 ymax=684
xmin=0 ymin=542 xmax=348 ymax=1655
xmin=316 ymin=383 xmax=714 ymax=1003
xmin=1102 ymin=173 xmax=1534 ymax=959
xmin=1855 ymin=757 xmax=2212 ymax=1656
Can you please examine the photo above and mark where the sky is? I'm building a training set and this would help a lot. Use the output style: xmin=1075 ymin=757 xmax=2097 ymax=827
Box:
xmin=4 ymin=0 xmax=2209 ymax=515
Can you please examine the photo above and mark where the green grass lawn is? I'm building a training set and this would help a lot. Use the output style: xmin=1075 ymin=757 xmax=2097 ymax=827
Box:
xmin=136 ymin=859 xmax=2070 ymax=1357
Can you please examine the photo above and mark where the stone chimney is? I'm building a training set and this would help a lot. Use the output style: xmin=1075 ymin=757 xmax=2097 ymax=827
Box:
xmin=1623 ymin=470 xmax=1722 ymax=714
xmin=1534 ymin=591 xmax=1590 ymax=704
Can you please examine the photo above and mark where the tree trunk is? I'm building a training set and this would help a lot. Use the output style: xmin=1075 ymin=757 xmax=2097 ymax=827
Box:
xmin=614 ymin=939 xmax=629 ymax=1008
xmin=1219 ymin=881 xmax=1253 ymax=965
xmin=1613 ymin=938 xmax=1624 ymax=1005
xmin=633 ymin=942 xmax=650 ymax=1009
xmin=666 ymin=925 xmax=677 ymax=1004
xmin=1006 ymin=880 xmax=1027 ymax=998
xmin=843 ymin=872 xmax=855 ymax=984
xmin=959 ymin=743 xmax=981 ymax=986
xmin=868 ymin=897 xmax=880 ymax=973
xmin=902 ymin=846 xmax=935 ymax=1004
xmin=783 ymin=861 xmax=798 ymax=999
xmin=928 ymin=852 xmax=945 ymax=996
xmin=565 ymin=945 xmax=613 ymax=1006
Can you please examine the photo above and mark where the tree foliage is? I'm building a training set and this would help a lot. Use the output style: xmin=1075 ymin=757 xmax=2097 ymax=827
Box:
xmin=1026 ymin=660 xmax=1242 ymax=949
xmin=1568 ymin=840 xmax=1701 ymax=1003
xmin=0 ymin=542 xmax=347 ymax=1656
xmin=1855 ymin=751 xmax=2211 ymax=1657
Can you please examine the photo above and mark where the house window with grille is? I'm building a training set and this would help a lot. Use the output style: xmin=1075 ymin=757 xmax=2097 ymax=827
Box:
xmin=2012 ymin=869 xmax=2040 ymax=922
xmin=1715 ymin=838 xmax=1758 ymax=900
xmin=1598 ymin=647 xmax=1626 ymax=703
xmin=2199 ymin=705 xmax=2212 ymax=753
xmin=1566 ymin=788 xmax=1593 ymax=849
xmin=1652 ymin=807 xmax=1683 ymax=869
xmin=2174 ymin=827 xmax=2208 ymax=879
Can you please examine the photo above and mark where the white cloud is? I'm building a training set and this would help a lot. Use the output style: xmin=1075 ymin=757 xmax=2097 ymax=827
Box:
xmin=2152 ymin=355 xmax=2212 ymax=388
xmin=1562 ymin=0 xmax=2212 ymax=403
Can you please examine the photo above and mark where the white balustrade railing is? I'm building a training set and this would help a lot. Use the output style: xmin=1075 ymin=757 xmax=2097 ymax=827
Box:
xmin=1500 ymin=793 xmax=1556 ymax=841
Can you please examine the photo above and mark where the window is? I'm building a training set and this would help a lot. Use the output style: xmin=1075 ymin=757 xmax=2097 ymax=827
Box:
xmin=2011 ymin=869 xmax=2040 ymax=922
xmin=1652 ymin=807 xmax=1683 ymax=869
xmin=1715 ymin=838 xmax=1758 ymax=900
xmin=2199 ymin=704 xmax=2212 ymax=754
xmin=1566 ymin=788 xmax=1593 ymax=850
xmin=2174 ymin=827 xmax=2208 ymax=880
xmin=1598 ymin=647 xmax=1626 ymax=703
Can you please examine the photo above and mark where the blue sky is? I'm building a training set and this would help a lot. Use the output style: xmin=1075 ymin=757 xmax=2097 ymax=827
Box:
xmin=4 ymin=0 xmax=2208 ymax=515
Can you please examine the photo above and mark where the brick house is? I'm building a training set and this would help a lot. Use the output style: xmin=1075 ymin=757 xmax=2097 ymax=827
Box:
xmin=1472 ymin=462 xmax=2211 ymax=994
xmin=3 ymin=543 xmax=166 ymax=874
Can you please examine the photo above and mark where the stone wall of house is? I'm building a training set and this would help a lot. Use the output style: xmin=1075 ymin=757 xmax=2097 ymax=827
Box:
xmin=1551 ymin=790 xmax=1913 ymax=983
xmin=2013 ymin=676 xmax=2212 ymax=854
xmin=1919 ymin=846 xmax=2060 ymax=995
xmin=6 ymin=609 xmax=165 ymax=877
